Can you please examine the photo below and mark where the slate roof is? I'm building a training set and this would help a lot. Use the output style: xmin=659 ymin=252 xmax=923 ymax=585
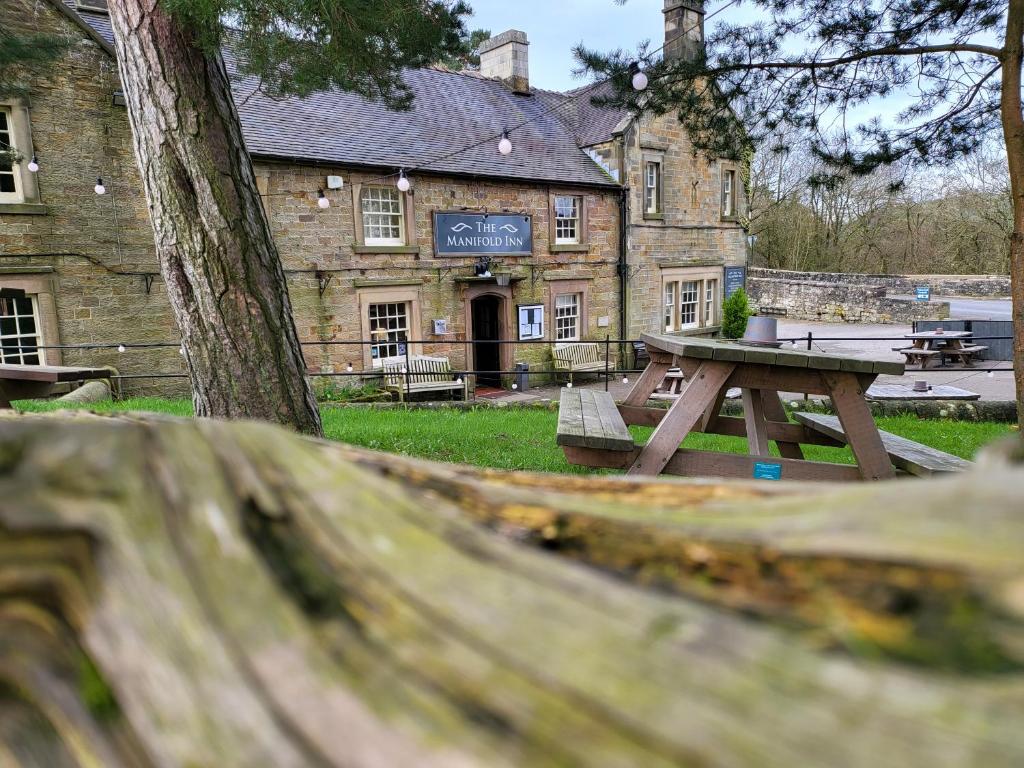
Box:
xmin=63 ymin=3 xmax=627 ymax=188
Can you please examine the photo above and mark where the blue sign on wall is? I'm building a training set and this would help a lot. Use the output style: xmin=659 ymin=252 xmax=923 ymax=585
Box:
xmin=433 ymin=212 xmax=533 ymax=256
xmin=915 ymin=286 xmax=931 ymax=302
xmin=753 ymin=461 xmax=782 ymax=481
xmin=724 ymin=266 xmax=747 ymax=297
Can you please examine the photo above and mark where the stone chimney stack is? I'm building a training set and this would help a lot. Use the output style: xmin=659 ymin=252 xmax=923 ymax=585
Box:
xmin=663 ymin=1 xmax=705 ymax=61
xmin=478 ymin=30 xmax=530 ymax=95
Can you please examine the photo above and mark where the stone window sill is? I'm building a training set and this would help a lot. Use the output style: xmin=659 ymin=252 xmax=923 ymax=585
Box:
xmin=0 ymin=266 xmax=55 ymax=275
xmin=0 ymin=202 xmax=48 ymax=216
xmin=352 ymin=245 xmax=420 ymax=255
xmin=643 ymin=212 xmax=664 ymax=221
xmin=550 ymin=243 xmax=589 ymax=253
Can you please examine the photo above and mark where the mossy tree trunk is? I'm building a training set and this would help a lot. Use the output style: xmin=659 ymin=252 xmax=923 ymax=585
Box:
xmin=105 ymin=0 xmax=322 ymax=436
xmin=0 ymin=414 xmax=1022 ymax=766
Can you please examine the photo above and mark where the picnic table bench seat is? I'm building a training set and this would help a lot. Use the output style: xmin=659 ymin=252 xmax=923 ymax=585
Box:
xmin=381 ymin=356 xmax=466 ymax=401
xmin=794 ymin=412 xmax=972 ymax=477
xmin=557 ymin=388 xmax=634 ymax=452
xmin=0 ymin=364 xmax=113 ymax=408
xmin=552 ymin=342 xmax=608 ymax=383
xmin=942 ymin=345 xmax=988 ymax=364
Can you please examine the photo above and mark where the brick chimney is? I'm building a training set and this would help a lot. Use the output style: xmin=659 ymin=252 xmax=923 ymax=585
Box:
xmin=663 ymin=1 xmax=705 ymax=61
xmin=478 ymin=30 xmax=530 ymax=95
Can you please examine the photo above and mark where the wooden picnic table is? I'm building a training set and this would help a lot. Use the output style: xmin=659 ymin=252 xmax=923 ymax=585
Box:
xmin=559 ymin=333 xmax=913 ymax=482
xmin=0 ymin=364 xmax=113 ymax=408
xmin=895 ymin=331 xmax=987 ymax=369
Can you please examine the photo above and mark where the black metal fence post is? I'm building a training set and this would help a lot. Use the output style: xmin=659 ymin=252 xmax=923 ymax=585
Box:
xmin=403 ymin=342 xmax=411 ymax=402
xmin=604 ymin=334 xmax=611 ymax=392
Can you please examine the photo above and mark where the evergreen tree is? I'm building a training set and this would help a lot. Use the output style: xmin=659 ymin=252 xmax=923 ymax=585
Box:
xmin=721 ymin=288 xmax=751 ymax=339
xmin=577 ymin=0 xmax=1024 ymax=428
xmin=0 ymin=31 xmax=67 ymax=163
xmin=104 ymin=0 xmax=470 ymax=435
xmin=438 ymin=28 xmax=492 ymax=71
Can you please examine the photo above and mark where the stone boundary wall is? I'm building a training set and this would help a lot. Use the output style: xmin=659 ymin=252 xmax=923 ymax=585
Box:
xmin=748 ymin=275 xmax=950 ymax=324
xmin=749 ymin=269 xmax=1011 ymax=298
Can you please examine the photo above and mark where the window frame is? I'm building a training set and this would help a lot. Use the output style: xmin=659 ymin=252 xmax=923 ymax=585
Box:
xmin=554 ymin=292 xmax=581 ymax=341
xmin=661 ymin=269 xmax=723 ymax=333
xmin=0 ymin=293 xmax=43 ymax=365
xmin=367 ymin=300 xmax=411 ymax=365
xmin=548 ymin=192 xmax=589 ymax=252
xmin=553 ymin=195 xmax=581 ymax=245
xmin=0 ymin=107 xmax=23 ymax=204
xmin=360 ymin=185 xmax=406 ymax=246
xmin=356 ymin=285 xmax=423 ymax=369
xmin=547 ymin=279 xmax=590 ymax=341
xmin=721 ymin=168 xmax=737 ymax=219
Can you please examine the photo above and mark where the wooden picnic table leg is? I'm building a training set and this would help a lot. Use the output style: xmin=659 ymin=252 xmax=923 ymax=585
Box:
xmin=699 ymin=386 xmax=728 ymax=433
xmin=741 ymin=388 xmax=770 ymax=457
xmin=621 ymin=358 xmax=673 ymax=407
xmin=822 ymin=371 xmax=894 ymax=481
xmin=627 ymin=361 xmax=736 ymax=477
xmin=759 ymin=391 xmax=805 ymax=460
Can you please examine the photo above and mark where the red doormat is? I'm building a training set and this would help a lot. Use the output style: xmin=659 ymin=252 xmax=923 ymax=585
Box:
xmin=474 ymin=386 xmax=507 ymax=399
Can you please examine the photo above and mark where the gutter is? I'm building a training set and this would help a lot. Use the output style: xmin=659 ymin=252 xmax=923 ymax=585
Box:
xmin=617 ymin=186 xmax=630 ymax=352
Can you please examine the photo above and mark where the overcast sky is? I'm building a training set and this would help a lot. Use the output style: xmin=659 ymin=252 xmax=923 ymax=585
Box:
xmin=469 ymin=0 xmax=666 ymax=92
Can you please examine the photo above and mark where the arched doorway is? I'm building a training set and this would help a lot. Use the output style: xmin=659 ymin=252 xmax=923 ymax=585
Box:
xmin=470 ymin=294 xmax=503 ymax=386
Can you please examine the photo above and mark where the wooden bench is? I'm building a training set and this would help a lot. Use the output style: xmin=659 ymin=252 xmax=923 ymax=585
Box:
xmin=552 ymin=342 xmax=608 ymax=384
xmin=0 ymin=364 xmax=113 ymax=408
xmin=893 ymin=347 xmax=942 ymax=368
xmin=794 ymin=411 xmax=972 ymax=477
xmin=941 ymin=345 xmax=988 ymax=367
xmin=381 ymin=356 xmax=466 ymax=401
xmin=557 ymin=388 xmax=634 ymax=452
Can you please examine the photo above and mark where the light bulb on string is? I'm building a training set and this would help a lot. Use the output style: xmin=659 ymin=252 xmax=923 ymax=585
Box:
xmin=27 ymin=155 xmax=39 ymax=173
xmin=622 ymin=376 xmax=629 ymax=384
xmin=566 ymin=381 xmax=573 ymax=389
xmin=512 ymin=382 xmax=518 ymax=390
xmin=317 ymin=189 xmax=330 ymax=209
xmin=117 ymin=344 xmax=126 ymax=353
xmin=498 ymin=130 xmax=512 ymax=156
xmin=346 ymin=363 xmax=353 ymax=372
xmin=988 ymin=371 xmax=995 ymax=378
xmin=94 ymin=177 xmax=106 ymax=195
xmin=396 ymin=170 xmax=411 ymax=192
xmin=630 ymin=62 xmax=648 ymax=92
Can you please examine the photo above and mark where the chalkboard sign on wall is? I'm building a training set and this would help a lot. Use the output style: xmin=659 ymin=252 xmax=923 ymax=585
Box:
xmin=724 ymin=266 xmax=746 ymax=297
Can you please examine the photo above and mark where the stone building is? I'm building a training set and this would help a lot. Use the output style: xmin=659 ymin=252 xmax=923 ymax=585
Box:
xmin=0 ymin=0 xmax=746 ymax=396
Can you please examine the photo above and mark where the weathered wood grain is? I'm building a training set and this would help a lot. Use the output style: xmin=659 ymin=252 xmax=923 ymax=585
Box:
xmin=0 ymin=413 xmax=1022 ymax=768
xmin=795 ymin=411 xmax=973 ymax=476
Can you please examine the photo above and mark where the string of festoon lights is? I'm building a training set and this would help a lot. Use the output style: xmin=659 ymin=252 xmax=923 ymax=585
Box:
xmin=66 ymin=0 xmax=735 ymax=208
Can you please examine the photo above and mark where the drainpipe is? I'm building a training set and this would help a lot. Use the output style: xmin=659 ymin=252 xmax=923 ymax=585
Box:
xmin=617 ymin=186 xmax=630 ymax=365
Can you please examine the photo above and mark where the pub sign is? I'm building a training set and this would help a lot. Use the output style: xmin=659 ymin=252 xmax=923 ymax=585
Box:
xmin=433 ymin=212 xmax=533 ymax=256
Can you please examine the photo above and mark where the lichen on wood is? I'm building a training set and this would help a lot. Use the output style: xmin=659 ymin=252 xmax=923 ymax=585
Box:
xmin=0 ymin=412 xmax=1023 ymax=767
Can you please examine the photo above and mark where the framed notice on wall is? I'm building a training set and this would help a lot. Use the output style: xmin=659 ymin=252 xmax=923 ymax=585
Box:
xmin=518 ymin=304 xmax=544 ymax=340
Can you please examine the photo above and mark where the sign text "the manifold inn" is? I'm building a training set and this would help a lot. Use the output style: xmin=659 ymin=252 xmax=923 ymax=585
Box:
xmin=433 ymin=212 xmax=533 ymax=256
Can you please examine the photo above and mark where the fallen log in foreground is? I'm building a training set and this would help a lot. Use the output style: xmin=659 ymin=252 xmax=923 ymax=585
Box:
xmin=0 ymin=413 xmax=1022 ymax=767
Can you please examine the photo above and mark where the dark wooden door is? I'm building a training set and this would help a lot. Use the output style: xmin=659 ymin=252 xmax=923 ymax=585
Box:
xmin=471 ymin=296 xmax=502 ymax=386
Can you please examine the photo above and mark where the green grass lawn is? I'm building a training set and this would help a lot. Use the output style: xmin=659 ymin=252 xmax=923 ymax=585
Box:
xmin=15 ymin=397 xmax=1014 ymax=474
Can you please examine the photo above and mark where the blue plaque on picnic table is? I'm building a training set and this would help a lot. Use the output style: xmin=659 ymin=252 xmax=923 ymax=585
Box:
xmin=724 ymin=266 xmax=746 ymax=297
xmin=753 ymin=461 xmax=782 ymax=481
xmin=433 ymin=212 xmax=533 ymax=256
xmin=915 ymin=286 xmax=931 ymax=302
